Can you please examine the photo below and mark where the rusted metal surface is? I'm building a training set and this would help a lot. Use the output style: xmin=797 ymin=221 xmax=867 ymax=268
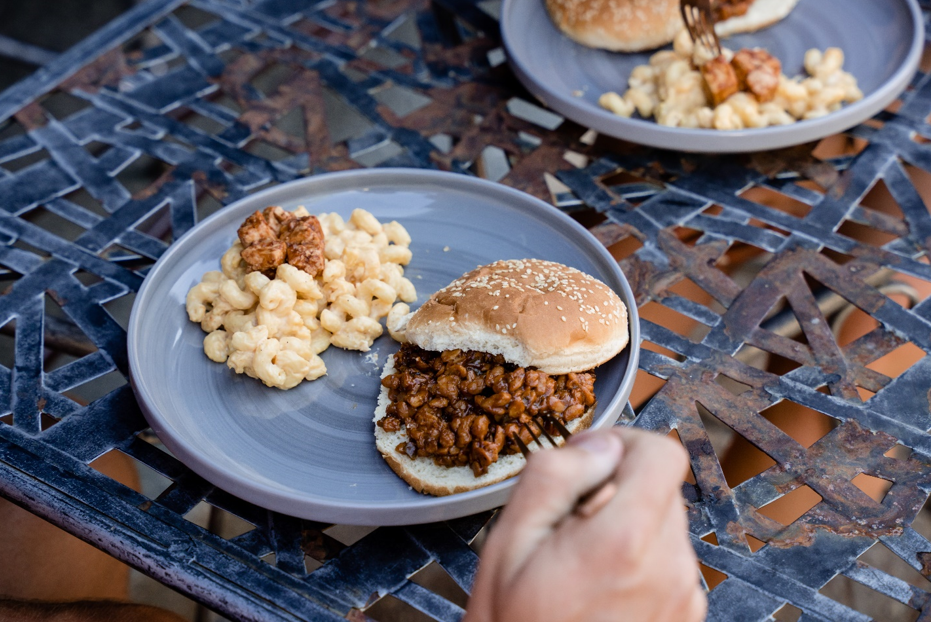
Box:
xmin=1 ymin=0 xmax=931 ymax=620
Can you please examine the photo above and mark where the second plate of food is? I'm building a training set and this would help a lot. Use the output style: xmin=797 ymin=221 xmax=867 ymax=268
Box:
xmin=128 ymin=168 xmax=640 ymax=525
xmin=501 ymin=0 xmax=923 ymax=153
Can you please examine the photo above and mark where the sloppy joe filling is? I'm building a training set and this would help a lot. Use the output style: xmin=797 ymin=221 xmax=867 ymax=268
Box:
xmin=714 ymin=0 xmax=755 ymax=21
xmin=379 ymin=344 xmax=596 ymax=477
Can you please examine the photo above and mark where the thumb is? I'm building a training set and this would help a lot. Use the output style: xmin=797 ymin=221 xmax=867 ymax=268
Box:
xmin=486 ymin=429 xmax=624 ymax=584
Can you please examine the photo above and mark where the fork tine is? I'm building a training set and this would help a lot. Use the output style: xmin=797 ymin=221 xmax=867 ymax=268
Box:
xmin=701 ymin=11 xmax=717 ymax=56
xmin=680 ymin=0 xmax=721 ymax=59
xmin=547 ymin=415 xmax=573 ymax=440
xmin=537 ymin=420 xmax=559 ymax=447
xmin=509 ymin=416 xmax=579 ymax=462
xmin=700 ymin=9 xmax=722 ymax=57
xmin=524 ymin=421 xmax=545 ymax=448
xmin=695 ymin=10 xmax=709 ymax=53
xmin=513 ymin=432 xmax=532 ymax=459
xmin=682 ymin=6 xmax=698 ymax=42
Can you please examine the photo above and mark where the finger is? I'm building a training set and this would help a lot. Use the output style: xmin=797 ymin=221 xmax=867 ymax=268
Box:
xmin=572 ymin=429 xmax=688 ymax=558
xmin=650 ymin=492 xmax=705 ymax=620
xmin=485 ymin=429 xmax=624 ymax=587
xmin=601 ymin=428 xmax=689 ymax=513
xmin=685 ymin=585 xmax=709 ymax=622
xmin=575 ymin=481 xmax=618 ymax=518
xmin=508 ymin=429 xmax=624 ymax=526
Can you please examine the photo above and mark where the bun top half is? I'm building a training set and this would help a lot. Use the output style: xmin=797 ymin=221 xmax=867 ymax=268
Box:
xmin=404 ymin=259 xmax=629 ymax=375
xmin=544 ymin=0 xmax=682 ymax=52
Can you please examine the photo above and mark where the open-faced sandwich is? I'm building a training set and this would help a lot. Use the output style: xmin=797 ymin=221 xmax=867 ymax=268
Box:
xmin=374 ymin=259 xmax=629 ymax=496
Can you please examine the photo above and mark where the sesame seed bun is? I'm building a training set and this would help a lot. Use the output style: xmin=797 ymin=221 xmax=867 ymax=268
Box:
xmin=545 ymin=0 xmax=683 ymax=52
xmin=403 ymin=259 xmax=629 ymax=375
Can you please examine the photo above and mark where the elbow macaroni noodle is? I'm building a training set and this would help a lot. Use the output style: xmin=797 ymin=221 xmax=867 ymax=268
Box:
xmin=598 ymin=31 xmax=863 ymax=130
xmin=186 ymin=208 xmax=416 ymax=390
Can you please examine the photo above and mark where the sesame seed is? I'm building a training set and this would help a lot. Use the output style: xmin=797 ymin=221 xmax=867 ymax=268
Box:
xmin=561 ymin=316 xmax=566 ymax=322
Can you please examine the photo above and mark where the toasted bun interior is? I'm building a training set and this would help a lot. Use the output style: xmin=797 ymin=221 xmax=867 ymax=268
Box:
xmin=404 ymin=259 xmax=629 ymax=375
xmin=544 ymin=0 xmax=683 ymax=52
xmin=716 ymin=0 xmax=800 ymax=37
xmin=375 ymin=355 xmax=596 ymax=496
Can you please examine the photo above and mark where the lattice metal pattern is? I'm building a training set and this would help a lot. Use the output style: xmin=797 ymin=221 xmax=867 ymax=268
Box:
xmin=1 ymin=0 xmax=931 ymax=620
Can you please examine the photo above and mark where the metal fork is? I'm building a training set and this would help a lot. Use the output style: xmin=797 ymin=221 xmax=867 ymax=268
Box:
xmin=511 ymin=415 xmax=573 ymax=458
xmin=680 ymin=0 xmax=723 ymax=58
xmin=511 ymin=416 xmax=619 ymax=517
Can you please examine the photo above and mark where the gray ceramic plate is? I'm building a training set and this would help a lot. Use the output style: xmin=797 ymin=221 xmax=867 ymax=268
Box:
xmin=128 ymin=169 xmax=640 ymax=525
xmin=502 ymin=0 xmax=923 ymax=153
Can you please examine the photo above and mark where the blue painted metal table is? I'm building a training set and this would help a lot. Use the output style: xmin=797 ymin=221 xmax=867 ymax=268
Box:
xmin=4 ymin=0 xmax=931 ymax=620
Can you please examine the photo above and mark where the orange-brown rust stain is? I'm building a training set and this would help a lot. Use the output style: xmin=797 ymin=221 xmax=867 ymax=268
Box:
xmin=62 ymin=48 xmax=133 ymax=94
xmin=918 ymin=552 xmax=931 ymax=578
xmin=14 ymin=102 xmax=47 ymax=131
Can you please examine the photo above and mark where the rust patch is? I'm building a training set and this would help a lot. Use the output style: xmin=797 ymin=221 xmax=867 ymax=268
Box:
xmin=724 ymin=521 xmax=750 ymax=547
xmin=346 ymin=608 xmax=369 ymax=622
xmin=766 ymin=505 xmax=906 ymax=550
xmin=918 ymin=552 xmax=931 ymax=578
xmin=13 ymin=101 xmax=47 ymax=131
xmin=301 ymin=528 xmax=345 ymax=563
xmin=61 ymin=48 xmax=133 ymax=94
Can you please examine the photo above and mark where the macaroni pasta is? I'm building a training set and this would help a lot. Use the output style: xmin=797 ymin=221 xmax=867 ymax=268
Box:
xmin=185 ymin=207 xmax=415 ymax=390
xmin=599 ymin=31 xmax=862 ymax=130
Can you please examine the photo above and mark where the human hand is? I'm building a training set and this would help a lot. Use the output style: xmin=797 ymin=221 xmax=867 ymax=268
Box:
xmin=465 ymin=427 xmax=706 ymax=622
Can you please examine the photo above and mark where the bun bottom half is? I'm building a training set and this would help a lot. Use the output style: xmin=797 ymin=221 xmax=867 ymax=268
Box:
xmin=716 ymin=0 xmax=800 ymax=37
xmin=375 ymin=354 xmax=596 ymax=496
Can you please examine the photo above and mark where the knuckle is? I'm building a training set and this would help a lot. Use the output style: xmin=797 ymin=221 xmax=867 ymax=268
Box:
xmin=608 ymin=514 xmax=653 ymax=562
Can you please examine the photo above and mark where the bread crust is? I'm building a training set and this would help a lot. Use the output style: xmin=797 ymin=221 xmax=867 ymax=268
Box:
xmin=374 ymin=355 xmax=596 ymax=496
xmin=404 ymin=259 xmax=629 ymax=375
